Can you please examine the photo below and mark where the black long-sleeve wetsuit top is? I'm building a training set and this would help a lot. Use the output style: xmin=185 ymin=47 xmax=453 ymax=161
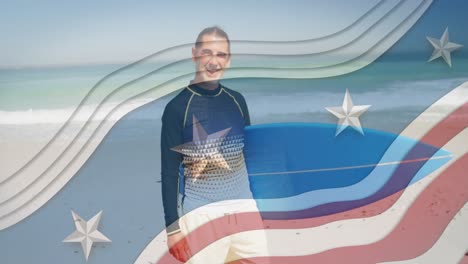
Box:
xmin=160 ymin=83 xmax=251 ymax=234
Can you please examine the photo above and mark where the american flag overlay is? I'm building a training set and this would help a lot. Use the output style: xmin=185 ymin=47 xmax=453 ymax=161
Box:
xmin=1 ymin=1 xmax=467 ymax=264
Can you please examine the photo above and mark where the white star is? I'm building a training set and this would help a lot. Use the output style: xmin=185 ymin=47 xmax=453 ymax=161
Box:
xmin=63 ymin=211 xmax=111 ymax=261
xmin=171 ymin=115 xmax=231 ymax=179
xmin=427 ymin=28 xmax=463 ymax=67
xmin=326 ymin=89 xmax=371 ymax=136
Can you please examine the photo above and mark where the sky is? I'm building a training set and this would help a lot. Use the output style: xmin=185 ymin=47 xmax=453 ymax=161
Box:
xmin=0 ymin=0 xmax=467 ymax=68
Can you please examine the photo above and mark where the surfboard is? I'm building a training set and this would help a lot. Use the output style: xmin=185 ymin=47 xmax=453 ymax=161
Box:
xmin=243 ymin=123 xmax=451 ymax=218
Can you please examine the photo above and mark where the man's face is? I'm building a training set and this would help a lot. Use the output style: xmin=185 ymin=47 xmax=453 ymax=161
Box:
xmin=192 ymin=34 xmax=231 ymax=83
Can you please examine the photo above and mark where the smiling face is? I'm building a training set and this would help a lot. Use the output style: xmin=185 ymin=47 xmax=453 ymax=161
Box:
xmin=192 ymin=33 xmax=231 ymax=86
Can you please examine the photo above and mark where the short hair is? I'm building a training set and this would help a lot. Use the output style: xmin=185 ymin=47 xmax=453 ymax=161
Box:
xmin=195 ymin=26 xmax=231 ymax=52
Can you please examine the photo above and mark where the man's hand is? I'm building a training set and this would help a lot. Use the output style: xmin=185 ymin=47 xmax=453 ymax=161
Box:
xmin=167 ymin=232 xmax=192 ymax=262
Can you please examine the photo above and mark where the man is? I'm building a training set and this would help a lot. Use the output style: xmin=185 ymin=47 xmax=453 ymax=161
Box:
xmin=160 ymin=27 xmax=267 ymax=263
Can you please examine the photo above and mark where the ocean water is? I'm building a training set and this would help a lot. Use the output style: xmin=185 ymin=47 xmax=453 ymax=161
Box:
xmin=1 ymin=57 xmax=466 ymax=133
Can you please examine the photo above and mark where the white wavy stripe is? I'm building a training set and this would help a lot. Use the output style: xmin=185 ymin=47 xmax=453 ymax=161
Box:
xmin=378 ymin=204 xmax=468 ymax=264
xmin=0 ymin=84 xmax=182 ymax=229
xmin=0 ymin=0 xmax=431 ymax=230
xmin=133 ymin=82 xmax=467 ymax=263
xmin=232 ymin=0 xmax=391 ymax=54
xmin=0 ymin=1 xmax=429 ymax=188
xmin=227 ymin=0 xmax=431 ymax=77
xmin=0 ymin=0 xmax=419 ymax=181
xmin=230 ymin=0 xmax=408 ymax=67
xmin=186 ymin=129 xmax=467 ymax=262
xmin=400 ymin=82 xmax=468 ymax=139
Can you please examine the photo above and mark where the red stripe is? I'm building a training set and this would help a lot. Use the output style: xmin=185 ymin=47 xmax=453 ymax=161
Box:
xmin=460 ymin=255 xmax=468 ymax=264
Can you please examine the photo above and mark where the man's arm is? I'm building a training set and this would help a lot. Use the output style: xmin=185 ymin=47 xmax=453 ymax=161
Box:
xmin=161 ymin=103 xmax=183 ymax=235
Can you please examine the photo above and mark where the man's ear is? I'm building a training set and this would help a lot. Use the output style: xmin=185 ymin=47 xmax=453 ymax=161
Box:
xmin=225 ymin=55 xmax=231 ymax=69
xmin=191 ymin=47 xmax=197 ymax=62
